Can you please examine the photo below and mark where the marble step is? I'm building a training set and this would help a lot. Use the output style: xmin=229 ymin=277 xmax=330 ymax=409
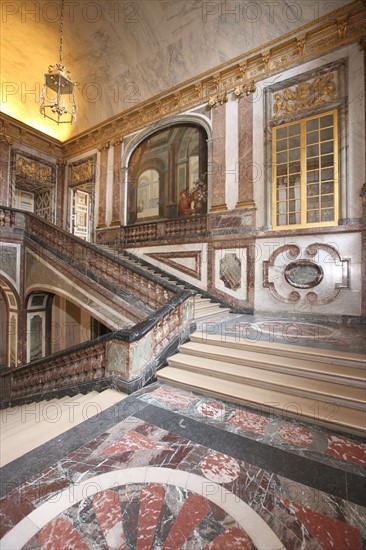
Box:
xmin=193 ymin=301 xmax=219 ymax=311
xmin=179 ymin=342 xmax=365 ymax=386
xmin=0 ymin=390 xmax=127 ymax=466
xmin=190 ymin=333 xmax=366 ymax=368
xmin=194 ymin=307 xmax=230 ymax=319
xmin=167 ymin=353 xmax=365 ymax=408
xmin=157 ymin=368 xmax=366 ymax=436
xmin=0 ymin=394 xmax=94 ymax=434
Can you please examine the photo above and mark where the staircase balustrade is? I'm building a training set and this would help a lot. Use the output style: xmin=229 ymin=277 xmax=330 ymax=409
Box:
xmin=0 ymin=208 xmax=195 ymax=403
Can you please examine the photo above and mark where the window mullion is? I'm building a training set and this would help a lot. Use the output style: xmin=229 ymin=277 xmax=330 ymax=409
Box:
xmin=300 ymin=120 xmax=307 ymax=225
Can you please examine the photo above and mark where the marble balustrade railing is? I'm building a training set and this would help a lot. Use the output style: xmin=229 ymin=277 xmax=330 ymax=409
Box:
xmin=0 ymin=207 xmax=195 ymax=403
xmin=0 ymin=279 xmax=193 ymax=403
xmin=26 ymin=214 xmax=176 ymax=309
xmin=97 ymin=214 xmax=208 ymax=244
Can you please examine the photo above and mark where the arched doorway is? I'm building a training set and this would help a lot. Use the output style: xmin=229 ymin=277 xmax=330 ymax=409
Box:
xmin=0 ymin=279 xmax=19 ymax=368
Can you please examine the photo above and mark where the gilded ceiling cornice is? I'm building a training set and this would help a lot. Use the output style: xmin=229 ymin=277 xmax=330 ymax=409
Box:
xmin=0 ymin=113 xmax=63 ymax=159
xmin=62 ymin=2 xmax=365 ymax=158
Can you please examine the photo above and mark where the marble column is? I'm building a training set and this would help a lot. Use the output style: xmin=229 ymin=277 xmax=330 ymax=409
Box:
xmin=111 ymin=139 xmax=122 ymax=226
xmin=0 ymin=137 xmax=12 ymax=206
xmin=56 ymin=161 xmax=66 ymax=228
xmin=210 ymin=106 xmax=227 ymax=212
xmin=236 ymin=98 xmax=254 ymax=208
xmin=97 ymin=143 xmax=110 ymax=228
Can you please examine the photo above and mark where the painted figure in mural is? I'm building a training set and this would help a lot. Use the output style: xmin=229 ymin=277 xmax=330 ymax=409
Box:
xmin=178 ymin=189 xmax=192 ymax=217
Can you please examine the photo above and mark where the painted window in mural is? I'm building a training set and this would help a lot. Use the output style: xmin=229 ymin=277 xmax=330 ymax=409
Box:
xmin=128 ymin=124 xmax=208 ymax=224
xmin=272 ymin=110 xmax=338 ymax=229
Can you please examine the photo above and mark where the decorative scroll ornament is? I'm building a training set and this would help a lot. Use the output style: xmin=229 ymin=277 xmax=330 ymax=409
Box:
xmin=233 ymin=80 xmax=256 ymax=102
xmin=273 ymin=73 xmax=337 ymax=118
xmin=208 ymin=74 xmax=228 ymax=108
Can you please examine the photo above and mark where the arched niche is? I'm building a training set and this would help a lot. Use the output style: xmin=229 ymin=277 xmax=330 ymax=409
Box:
xmin=0 ymin=277 xmax=20 ymax=368
xmin=126 ymin=121 xmax=209 ymax=225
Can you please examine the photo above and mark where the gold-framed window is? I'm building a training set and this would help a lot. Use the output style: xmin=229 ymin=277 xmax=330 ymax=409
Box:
xmin=272 ymin=110 xmax=338 ymax=229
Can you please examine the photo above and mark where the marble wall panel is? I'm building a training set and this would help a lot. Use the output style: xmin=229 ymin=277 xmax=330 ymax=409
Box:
xmin=255 ymin=232 xmax=362 ymax=316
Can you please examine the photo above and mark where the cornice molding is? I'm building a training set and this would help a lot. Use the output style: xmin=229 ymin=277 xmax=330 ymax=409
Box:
xmin=0 ymin=113 xmax=63 ymax=159
xmin=62 ymin=2 xmax=365 ymax=157
xmin=0 ymin=2 xmax=364 ymax=160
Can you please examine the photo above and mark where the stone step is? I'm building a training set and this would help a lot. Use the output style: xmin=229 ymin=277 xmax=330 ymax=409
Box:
xmin=179 ymin=342 xmax=365 ymax=386
xmin=194 ymin=301 xmax=219 ymax=311
xmin=193 ymin=307 xmax=230 ymax=320
xmin=157 ymin=368 xmax=365 ymax=436
xmin=190 ymin=333 xmax=366 ymax=368
xmin=0 ymin=389 xmax=128 ymax=466
xmin=167 ymin=353 xmax=364 ymax=408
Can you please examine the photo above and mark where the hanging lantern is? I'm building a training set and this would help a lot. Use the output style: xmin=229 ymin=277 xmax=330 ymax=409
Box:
xmin=39 ymin=0 xmax=76 ymax=124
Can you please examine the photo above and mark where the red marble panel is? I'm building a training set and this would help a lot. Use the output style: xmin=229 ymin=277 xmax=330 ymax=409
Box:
xmin=325 ymin=435 xmax=366 ymax=467
xmin=237 ymin=97 xmax=254 ymax=207
xmin=136 ymin=483 xmax=165 ymax=549
xmin=163 ymin=495 xmax=209 ymax=549
xmin=211 ymin=106 xmax=227 ymax=211
xmin=98 ymin=431 xmax=171 ymax=457
xmin=228 ymin=410 xmax=269 ymax=434
xmin=38 ymin=517 xmax=89 ymax=550
xmin=93 ymin=489 xmax=126 ymax=549
xmin=203 ymin=527 xmax=253 ymax=549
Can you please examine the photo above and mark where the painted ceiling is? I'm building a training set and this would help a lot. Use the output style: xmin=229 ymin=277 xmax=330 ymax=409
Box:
xmin=1 ymin=0 xmax=353 ymax=142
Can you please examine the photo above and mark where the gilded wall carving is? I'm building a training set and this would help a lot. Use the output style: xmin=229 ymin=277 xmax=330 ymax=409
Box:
xmin=14 ymin=152 xmax=55 ymax=189
xmin=273 ymin=73 xmax=337 ymax=118
xmin=69 ymin=157 xmax=95 ymax=186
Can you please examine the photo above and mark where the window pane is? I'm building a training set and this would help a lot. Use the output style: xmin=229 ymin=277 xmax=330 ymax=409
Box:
xmin=276 ymin=127 xmax=287 ymax=139
xmin=289 ymin=161 xmax=300 ymax=174
xmin=276 ymin=139 xmax=287 ymax=152
xmin=289 ymin=124 xmax=300 ymax=136
xmin=321 ymin=141 xmax=333 ymax=155
xmin=307 ymin=197 xmax=319 ymax=210
xmin=321 ymin=127 xmax=333 ymax=141
xmin=289 ymin=148 xmax=300 ymax=161
xmin=321 ymin=208 xmax=334 ymax=221
xmin=289 ymin=212 xmax=300 ymax=224
xmin=277 ymin=152 xmax=287 ymax=164
xmin=307 ymin=157 xmax=319 ymax=170
xmin=307 ymin=170 xmax=319 ymax=183
xmin=307 ymin=211 xmax=319 ymax=223
xmin=307 ymin=183 xmax=319 ymax=196
xmin=307 ymin=144 xmax=319 ymax=157
xmin=321 ymin=154 xmax=334 ymax=167
xmin=277 ymin=164 xmax=287 ymax=176
xmin=307 ymin=130 xmax=319 ymax=144
xmin=306 ymin=118 xmax=319 ymax=131
xmin=321 ymin=182 xmax=334 ymax=194
xmin=289 ymin=136 xmax=300 ymax=148
xmin=320 ymin=114 xmax=333 ymax=128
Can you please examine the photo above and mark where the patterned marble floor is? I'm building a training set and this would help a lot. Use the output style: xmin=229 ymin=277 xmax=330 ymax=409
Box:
xmin=1 ymin=382 xmax=365 ymax=549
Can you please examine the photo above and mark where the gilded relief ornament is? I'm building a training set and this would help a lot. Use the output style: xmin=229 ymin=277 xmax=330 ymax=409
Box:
xmin=273 ymin=73 xmax=337 ymax=118
xmin=70 ymin=158 xmax=94 ymax=184
xmin=15 ymin=155 xmax=53 ymax=184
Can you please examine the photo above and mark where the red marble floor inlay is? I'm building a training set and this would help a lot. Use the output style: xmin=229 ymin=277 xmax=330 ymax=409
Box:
xmin=137 ymin=483 xmax=165 ymax=550
xmin=289 ymin=501 xmax=362 ymax=550
xmin=277 ymin=424 xmax=314 ymax=447
xmin=228 ymin=410 xmax=269 ymax=434
xmin=163 ymin=495 xmax=209 ymax=550
xmin=203 ymin=527 xmax=253 ymax=550
xmin=148 ymin=386 xmax=197 ymax=408
xmin=93 ymin=489 xmax=126 ymax=549
xmin=200 ymin=452 xmax=240 ymax=483
xmin=325 ymin=435 xmax=366 ymax=467
xmin=196 ymin=401 xmax=226 ymax=420
xmin=38 ymin=517 xmax=89 ymax=550
xmin=99 ymin=431 xmax=170 ymax=457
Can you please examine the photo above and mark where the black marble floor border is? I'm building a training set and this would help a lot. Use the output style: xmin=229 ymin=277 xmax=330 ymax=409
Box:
xmin=135 ymin=404 xmax=366 ymax=507
xmin=0 ymin=397 xmax=148 ymax=498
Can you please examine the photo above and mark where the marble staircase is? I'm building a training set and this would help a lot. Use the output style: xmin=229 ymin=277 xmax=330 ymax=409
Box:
xmin=157 ymin=333 xmax=366 ymax=436
xmin=97 ymin=245 xmax=231 ymax=320
xmin=0 ymin=389 xmax=127 ymax=466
